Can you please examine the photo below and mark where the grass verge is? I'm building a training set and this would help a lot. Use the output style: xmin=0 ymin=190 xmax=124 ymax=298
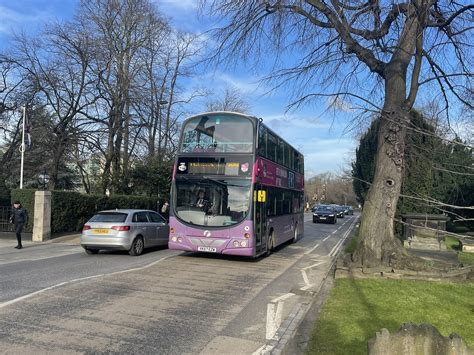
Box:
xmin=306 ymin=278 xmax=473 ymax=354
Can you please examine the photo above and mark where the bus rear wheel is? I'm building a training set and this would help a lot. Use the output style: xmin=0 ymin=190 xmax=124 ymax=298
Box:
xmin=265 ymin=234 xmax=274 ymax=257
xmin=292 ymin=226 xmax=298 ymax=243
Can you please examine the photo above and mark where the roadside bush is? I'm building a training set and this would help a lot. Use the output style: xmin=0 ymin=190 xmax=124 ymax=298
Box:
xmin=0 ymin=186 xmax=10 ymax=206
xmin=51 ymin=191 xmax=158 ymax=233
xmin=10 ymin=189 xmax=36 ymax=232
xmin=11 ymin=189 xmax=159 ymax=234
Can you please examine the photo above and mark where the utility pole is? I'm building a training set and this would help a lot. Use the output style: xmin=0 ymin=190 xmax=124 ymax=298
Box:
xmin=19 ymin=106 xmax=26 ymax=189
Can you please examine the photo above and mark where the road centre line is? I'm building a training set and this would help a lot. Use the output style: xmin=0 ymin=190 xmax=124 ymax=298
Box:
xmin=329 ymin=217 xmax=359 ymax=257
xmin=0 ymin=253 xmax=178 ymax=309
xmin=305 ymin=216 xmax=354 ymax=255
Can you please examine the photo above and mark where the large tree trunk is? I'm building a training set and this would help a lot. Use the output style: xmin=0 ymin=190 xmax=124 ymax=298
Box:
xmin=353 ymin=66 xmax=410 ymax=267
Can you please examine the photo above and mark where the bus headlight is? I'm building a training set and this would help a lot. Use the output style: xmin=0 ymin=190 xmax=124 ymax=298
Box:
xmin=233 ymin=240 xmax=240 ymax=247
xmin=177 ymin=237 xmax=183 ymax=243
xmin=171 ymin=236 xmax=177 ymax=242
xmin=240 ymin=240 xmax=247 ymax=247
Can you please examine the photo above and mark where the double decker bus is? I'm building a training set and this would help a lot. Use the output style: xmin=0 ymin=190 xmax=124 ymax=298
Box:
xmin=168 ymin=111 xmax=304 ymax=257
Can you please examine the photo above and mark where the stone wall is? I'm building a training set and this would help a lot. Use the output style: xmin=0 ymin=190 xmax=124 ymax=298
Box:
xmin=368 ymin=323 xmax=473 ymax=355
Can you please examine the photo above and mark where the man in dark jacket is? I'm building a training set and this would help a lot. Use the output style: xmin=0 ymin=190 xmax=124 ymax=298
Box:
xmin=10 ymin=201 xmax=28 ymax=249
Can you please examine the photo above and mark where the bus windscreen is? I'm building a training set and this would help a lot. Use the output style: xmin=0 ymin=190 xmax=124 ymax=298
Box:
xmin=174 ymin=178 xmax=251 ymax=227
xmin=180 ymin=114 xmax=254 ymax=153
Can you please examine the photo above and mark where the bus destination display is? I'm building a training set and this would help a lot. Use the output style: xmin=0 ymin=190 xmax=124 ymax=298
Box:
xmin=176 ymin=157 xmax=252 ymax=177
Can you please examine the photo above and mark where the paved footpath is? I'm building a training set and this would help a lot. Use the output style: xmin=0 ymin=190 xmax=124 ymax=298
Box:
xmin=0 ymin=214 xmax=358 ymax=354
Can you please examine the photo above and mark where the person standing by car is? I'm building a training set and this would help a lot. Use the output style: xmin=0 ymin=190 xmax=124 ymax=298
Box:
xmin=161 ymin=200 xmax=170 ymax=221
xmin=10 ymin=201 xmax=28 ymax=249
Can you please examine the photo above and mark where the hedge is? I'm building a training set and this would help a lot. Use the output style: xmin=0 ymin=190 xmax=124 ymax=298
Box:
xmin=0 ymin=188 xmax=10 ymax=206
xmin=10 ymin=189 xmax=36 ymax=232
xmin=11 ymin=189 xmax=158 ymax=234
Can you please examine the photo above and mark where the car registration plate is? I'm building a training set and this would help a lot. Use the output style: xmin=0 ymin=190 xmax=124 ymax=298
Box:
xmin=93 ymin=229 xmax=109 ymax=234
xmin=320 ymin=217 xmax=326 ymax=220
xmin=198 ymin=246 xmax=217 ymax=253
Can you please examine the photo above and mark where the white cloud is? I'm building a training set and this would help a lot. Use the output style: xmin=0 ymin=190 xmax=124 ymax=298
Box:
xmin=0 ymin=5 xmax=49 ymax=33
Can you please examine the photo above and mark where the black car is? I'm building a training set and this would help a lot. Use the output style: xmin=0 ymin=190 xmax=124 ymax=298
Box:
xmin=343 ymin=205 xmax=354 ymax=215
xmin=312 ymin=205 xmax=337 ymax=224
xmin=333 ymin=205 xmax=346 ymax=218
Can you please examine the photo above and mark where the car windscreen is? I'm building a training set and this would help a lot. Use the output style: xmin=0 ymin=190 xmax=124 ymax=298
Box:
xmin=180 ymin=114 xmax=254 ymax=153
xmin=89 ymin=213 xmax=128 ymax=223
xmin=174 ymin=177 xmax=251 ymax=227
xmin=315 ymin=206 xmax=333 ymax=212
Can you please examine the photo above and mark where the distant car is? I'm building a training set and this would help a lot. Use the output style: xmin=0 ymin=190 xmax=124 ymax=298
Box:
xmin=333 ymin=205 xmax=346 ymax=218
xmin=312 ymin=205 xmax=337 ymax=224
xmin=81 ymin=209 xmax=169 ymax=256
xmin=343 ymin=205 xmax=354 ymax=215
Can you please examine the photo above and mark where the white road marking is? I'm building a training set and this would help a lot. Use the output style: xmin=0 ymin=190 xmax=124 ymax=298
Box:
xmin=305 ymin=243 xmax=320 ymax=255
xmin=266 ymin=301 xmax=284 ymax=340
xmin=252 ymin=344 xmax=274 ymax=355
xmin=328 ymin=217 xmax=359 ymax=257
xmin=299 ymin=261 xmax=326 ymax=291
xmin=271 ymin=293 xmax=295 ymax=303
xmin=302 ymin=261 xmax=326 ymax=271
xmin=0 ymin=253 xmax=178 ymax=309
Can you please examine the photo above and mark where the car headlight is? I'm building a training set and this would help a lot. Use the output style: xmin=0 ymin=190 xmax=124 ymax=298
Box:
xmin=329 ymin=214 xmax=334 ymax=217
xmin=313 ymin=214 xmax=319 ymax=217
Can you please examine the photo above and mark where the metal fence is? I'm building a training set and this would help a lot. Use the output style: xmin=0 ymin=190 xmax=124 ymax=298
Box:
xmin=0 ymin=206 xmax=13 ymax=232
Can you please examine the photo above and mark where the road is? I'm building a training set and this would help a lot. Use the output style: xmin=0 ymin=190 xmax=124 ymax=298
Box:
xmin=0 ymin=213 xmax=358 ymax=354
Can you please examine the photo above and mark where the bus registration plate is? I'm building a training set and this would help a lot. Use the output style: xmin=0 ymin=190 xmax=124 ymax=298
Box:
xmin=198 ymin=246 xmax=217 ymax=253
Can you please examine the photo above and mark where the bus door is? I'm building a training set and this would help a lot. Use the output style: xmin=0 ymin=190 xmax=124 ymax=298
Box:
xmin=254 ymin=185 xmax=267 ymax=255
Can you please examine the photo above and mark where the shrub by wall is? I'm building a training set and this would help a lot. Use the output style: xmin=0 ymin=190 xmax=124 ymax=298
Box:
xmin=11 ymin=189 xmax=158 ymax=234
xmin=10 ymin=189 xmax=36 ymax=232
xmin=0 ymin=188 xmax=10 ymax=206
xmin=51 ymin=191 xmax=158 ymax=233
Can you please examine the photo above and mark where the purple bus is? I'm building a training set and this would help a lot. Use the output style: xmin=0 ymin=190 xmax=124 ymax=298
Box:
xmin=169 ymin=111 xmax=304 ymax=258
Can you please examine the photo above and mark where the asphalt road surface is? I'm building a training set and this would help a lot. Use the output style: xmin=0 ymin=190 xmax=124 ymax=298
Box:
xmin=0 ymin=213 xmax=358 ymax=354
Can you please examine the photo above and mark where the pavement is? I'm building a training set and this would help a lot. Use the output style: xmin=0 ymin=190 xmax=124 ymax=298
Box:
xmin=0 ymin=214 xmax=359 ymax=354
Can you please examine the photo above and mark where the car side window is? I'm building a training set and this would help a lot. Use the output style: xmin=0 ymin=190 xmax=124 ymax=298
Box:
xmin=133 ymin=212 xmax=149 ymax=223
xmin=148 ymin=212 xmax=165 ymax=224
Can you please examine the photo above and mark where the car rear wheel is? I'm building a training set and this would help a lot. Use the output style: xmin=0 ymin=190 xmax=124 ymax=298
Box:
xmin=129 ymin=236 xmax=144 ymax=256
xmin=84 ymin=247 xmax=99 ymax=255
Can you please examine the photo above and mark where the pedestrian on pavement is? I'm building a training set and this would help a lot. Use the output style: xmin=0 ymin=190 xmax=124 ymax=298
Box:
xmin=10 ymin=201 xmax=28 ymax=249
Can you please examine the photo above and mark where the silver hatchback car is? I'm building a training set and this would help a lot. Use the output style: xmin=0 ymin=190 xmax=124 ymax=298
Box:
xmin=81 ymin=209 xmax=169 ymax=256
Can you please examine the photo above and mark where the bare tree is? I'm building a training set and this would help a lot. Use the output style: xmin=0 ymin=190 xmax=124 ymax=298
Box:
xmin=206 ymin=86 xmax=251 ymax=113
xmin=202 ymin=0 xmax=473 ymax=267
xmin=5 ymin=20 xmax=96 ymax=189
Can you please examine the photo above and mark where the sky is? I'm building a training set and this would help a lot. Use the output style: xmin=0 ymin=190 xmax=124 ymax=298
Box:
xmin=0 ymin=0 xmax=359 ymax=177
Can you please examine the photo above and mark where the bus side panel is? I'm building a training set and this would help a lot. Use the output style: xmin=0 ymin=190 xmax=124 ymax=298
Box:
xmin=267 ymin=214 xmax=300 ymax=247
